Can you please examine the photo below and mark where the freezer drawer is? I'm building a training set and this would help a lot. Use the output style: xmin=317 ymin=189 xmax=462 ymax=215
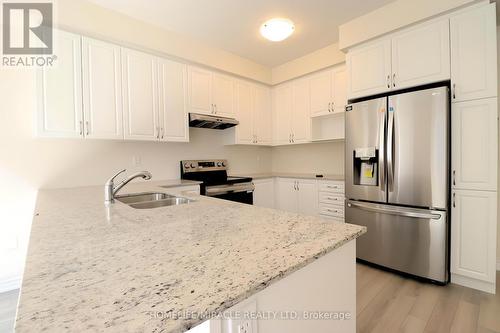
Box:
xmin=346 ymin=200 xmax=448 ymax=283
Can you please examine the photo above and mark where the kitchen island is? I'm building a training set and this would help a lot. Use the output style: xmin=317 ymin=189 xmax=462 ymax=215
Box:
xmin=15 ymin=181 xmax=365 ymax=333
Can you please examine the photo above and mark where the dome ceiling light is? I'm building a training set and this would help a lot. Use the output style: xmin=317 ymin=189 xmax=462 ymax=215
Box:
xmin=260 ymin=18 xmax=295 ymax=42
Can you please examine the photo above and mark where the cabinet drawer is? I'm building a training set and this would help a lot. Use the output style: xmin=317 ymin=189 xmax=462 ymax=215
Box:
xmin=319 ymin=192 xmax=344 ymax=206
xmin=320 ymin=214 xmax=345 ymax=222
xmin=319 ymin=203 xmax=345 ymax=218
xmin=319 ymin=181 xmax=344 ymax=193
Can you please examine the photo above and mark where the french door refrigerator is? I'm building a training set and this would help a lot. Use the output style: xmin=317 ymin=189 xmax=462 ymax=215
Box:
xmin=345 ymin=85 xmax=449 ymax=283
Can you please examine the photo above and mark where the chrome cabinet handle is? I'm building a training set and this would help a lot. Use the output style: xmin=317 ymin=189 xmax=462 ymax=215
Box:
xmin=453 ymin=192 xmax=456 ymax=208
xmin=297 ymin=181 xmax=299 ymax=191
xmin=292 ymin=133 xmax=295 ymax=143
xmin=214 ymin=104 xmax=217 ymax=114
xmin=452 ymin=83 xmax=456 ymax=100
xmin=211 ymin=104 xmax=214 ymax=114
xmin=347 ymin=201 xmax=442 ymax=220
xmin=328 ymin=102 xmax=331 ymax=112
xmin=453 ymin=170 xmax=456 ymax=186
xmin=332 ymin=101 xmax=335 ymax=112
xmin=156 ymin=126 xmax=160 ymax=139
xmin=293 ymin=181 xmax=296 ymax=190
xmin=161 ymin=127 xmax=164 ymax=140
xmin=79 ymin=121 xmax=83 ymax=136
xmin=85 ymin=121 xmax=89 ymax=136
xmin=387 ymin=75 xmax=390 ymax=88
xmin=393 ymin=73 xmax=396 ymax=87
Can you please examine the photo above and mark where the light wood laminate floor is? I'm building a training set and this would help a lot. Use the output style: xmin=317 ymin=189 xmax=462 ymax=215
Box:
xmin=357 ymin=263 xmax=500 ymax=333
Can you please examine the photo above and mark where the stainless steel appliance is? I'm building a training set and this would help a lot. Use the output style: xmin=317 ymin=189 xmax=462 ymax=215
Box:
xmin=345 ymin=85 xmax=450 ymax=283
xmin=180 ymin=159 xmax=254 ymax=204
xmin=189 ymin=113 xmax=239 ymax=129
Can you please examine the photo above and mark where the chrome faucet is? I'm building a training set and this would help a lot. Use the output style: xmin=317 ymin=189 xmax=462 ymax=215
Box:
xmin=104 ymin=169 xmax=152 ymax=203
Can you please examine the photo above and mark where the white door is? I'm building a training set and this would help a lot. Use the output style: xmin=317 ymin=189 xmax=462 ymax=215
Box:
xmin=275 ymin=178 xmax=298 ymax=212
xmin=451 ymin=189 xmax=497 ymax=283
xmin=36 ymin=30 xmax=83 ymax=138
xmin=235 ymin=81 xmax=254 ymax=144
xmin=212 ymin=74 xmax=235 ymax=117
xmin=452 ymin=98 xmax=498 ymax=191
xmin=254 ymin=85 xmax=273 ymax=145
xmin=309 ymin=69 xmax=332 ymax=117
xmin=253 ymin=178 xmax=275 ymax=208
xmin=81 ymin=37 xmax=123 ymax=140
xmin=391 ymin=19 xmax=450 ymax=90
xmin=158 ymin=59 xmax=189 ymax=142
xmin=450 ymin=4 xmax=497 ymax=102
xmin=331 ymin=66 xmax=348 ymax=113
xmin=121 ymin=48 xmax=159 ymax=141
xmin=291 ymin=78 xmax=311 ymax=144
xmin=273 ymin=84 xmax=293 ymax=145
xmin=188 ymin=66 xmax=212 ymax=115
xmin=347 ymin=38 xmax=392 ymax=99
xmin=297 ymin=180 xmax=318 ymax=215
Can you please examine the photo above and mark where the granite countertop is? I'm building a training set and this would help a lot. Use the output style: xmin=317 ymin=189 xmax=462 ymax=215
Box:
xmin=16 ymin=181 xmax=365 ymax=333
xmin=231 ymin=172 xmax=345 ymax=181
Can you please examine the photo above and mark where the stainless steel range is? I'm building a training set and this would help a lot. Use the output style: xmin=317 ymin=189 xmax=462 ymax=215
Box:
xmin=180 ymin=159 xmax=254 ymax=204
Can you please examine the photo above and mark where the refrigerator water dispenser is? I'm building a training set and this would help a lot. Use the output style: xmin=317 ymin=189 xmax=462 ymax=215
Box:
xmin=353 ymin=147 xmax=378 ymax=186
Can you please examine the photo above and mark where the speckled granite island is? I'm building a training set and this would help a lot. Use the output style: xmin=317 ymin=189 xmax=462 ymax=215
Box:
xmin=16 ymin=181 xmax=365 ymax=333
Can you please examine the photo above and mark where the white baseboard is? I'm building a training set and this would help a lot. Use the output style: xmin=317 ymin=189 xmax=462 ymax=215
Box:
xmin=451 ymin=273 xmax=496 ymax=294
xmin=0 ymin=275 xmax=21 ymax=293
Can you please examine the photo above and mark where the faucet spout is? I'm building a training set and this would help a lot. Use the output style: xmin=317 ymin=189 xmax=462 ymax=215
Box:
xmin=104 ymin=170 xmax=152 ymax=204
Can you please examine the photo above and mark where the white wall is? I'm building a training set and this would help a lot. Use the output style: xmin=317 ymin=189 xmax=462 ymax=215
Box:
xmin=272 ymin=141 xmax=344 ymax=176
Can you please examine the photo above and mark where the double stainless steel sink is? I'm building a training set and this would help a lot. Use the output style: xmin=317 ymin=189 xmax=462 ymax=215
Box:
xmin=115 ymin=192 xmax=194 ymax=209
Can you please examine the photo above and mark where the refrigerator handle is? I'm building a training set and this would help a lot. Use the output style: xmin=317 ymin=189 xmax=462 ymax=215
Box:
xmin=379 ymin=109 xmax=386 ymax=191
xmin=387 ymin=110 xmax=395 ymax=191
xmin=347 ymin=201 xmax=442 ymax=220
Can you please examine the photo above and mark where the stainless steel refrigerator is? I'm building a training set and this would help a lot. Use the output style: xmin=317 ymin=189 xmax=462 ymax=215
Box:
xmin=345 ymin=85 xmax=449 ymax=283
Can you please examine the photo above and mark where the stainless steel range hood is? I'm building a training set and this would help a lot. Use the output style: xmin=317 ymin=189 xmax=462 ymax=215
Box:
xmin=189 ymin=113 xmax=239 ymax=130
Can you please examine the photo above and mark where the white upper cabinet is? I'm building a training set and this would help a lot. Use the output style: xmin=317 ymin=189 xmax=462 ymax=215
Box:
xmin=310 ymin=65 xmax=347 ymax=117
xmin=188 ymin=67 xmax=212 ymax=115
xmin=347 ymin=38 xmax=392 ymax=99
xmin=187 ymin=66 xmax=235 ymax=117
xmin=212 ymin=74 xmax=235 ymax=117
xmin=121 ymin=47 xmax=159 ymax=141
xmin=331 ymin=66 xmax=348 ymax=113
xmin=234 ymin=80 xmax=254 ymax=144
xmin=452 ymin=98 xmax=498 ymax=191
xmin=391 ymin=19 xmax=450 ymax=90
xmin=310 ymin=70 xmax=332 ymax=116
xmin=254 ymin=85 xmax=273 ymax=145
xmin=291 ymin=78 xmax=311 ymax=143
xmin=82 ymin=37 xmax=123 ymax=140
xmin=37 ymin=30 xmax=83 ymax=138
xmin=451 ymin=4 xmax=497 ymax=102
xmin=158 ymin=59 xmax=189 ymax=142
xmin=451 ymin=189 xmax=497 ymax=284
xmin=273 ymin=83 xmax=293 ymax=145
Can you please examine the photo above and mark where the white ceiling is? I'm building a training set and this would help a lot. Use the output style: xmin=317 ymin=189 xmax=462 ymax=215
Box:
xmin=88 ymin=0 xmax=395 ymax=67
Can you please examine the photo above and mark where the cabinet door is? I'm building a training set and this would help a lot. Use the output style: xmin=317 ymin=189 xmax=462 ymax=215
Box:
xmin=212 ymin=74 xmax=235 ymax=117
xmin=82 ymin=37 xmax=123 ymax=140
xmin=275 ymin=178 xmax=298 ymax=212
xmin=254 ymin=85 xmax=273 ymax=145
xmin=452 ymin=98 xmax=497 ymax=191
xmin=309 ymin=69 xmax=332 ymax=117
xmin=291 ymin=78 xmax=311 ymax=143
xmin=234 ymin=81 xmax=254 ymax=144
xmin=121 ymin=48 xmax=159 ymax=141
xmin=188 ymin=66 xmax=212 ymax=115
xmin=391 ymin=19 xmax=450 ymax=90
xmin=273 ymin=84 xmax=293 ymax=145
xmin=347 ymin=38 xmax=392 ymax=99
xmin=158 ymin=59 xmax=189 ymax=142
xmin=297 ymin=180 xmax=318 ymax=215
xmin=36 ymin=30 xmax=83 ymax=138
xmin=253 ymin=178 xmax=275 ymax=208
xmin=332 ymin=66 xmax=347 ymax=113
xmin=451 ymin=190 xmax=497 ymax=283
xmin=451 ymin=4 xmax=497 ymax=102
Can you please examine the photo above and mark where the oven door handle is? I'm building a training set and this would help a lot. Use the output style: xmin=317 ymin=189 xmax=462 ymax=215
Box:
xmin=205 ymin=183 xmax=255 ymax=196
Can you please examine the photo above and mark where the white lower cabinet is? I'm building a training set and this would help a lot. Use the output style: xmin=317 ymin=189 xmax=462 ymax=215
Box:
xmin=275 ymin=178 xmax=318 ymax=215
xmin=253 ymin=178 xmax=275 ymax=208
xmin=451 ymin=189 xmax=497 ymax=292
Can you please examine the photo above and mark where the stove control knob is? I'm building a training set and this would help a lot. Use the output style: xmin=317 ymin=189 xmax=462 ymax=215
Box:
xmin=217 ymin=162 xmax=222 ymax=167
xmin=190 ymin=163 xmax=196 ymax=168
xmin=221 ymin=162 xmax=226 ymax=167
xmin=184 ymin=163 xmax=190 ymax=169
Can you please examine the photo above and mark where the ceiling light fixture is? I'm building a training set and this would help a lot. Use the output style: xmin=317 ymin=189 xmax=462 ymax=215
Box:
xmin=260 ymin=18 xmax=295 ymax=42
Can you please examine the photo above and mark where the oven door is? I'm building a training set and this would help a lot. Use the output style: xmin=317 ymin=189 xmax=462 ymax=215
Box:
xmin=205 ymin=183 xmax=254 ymax=205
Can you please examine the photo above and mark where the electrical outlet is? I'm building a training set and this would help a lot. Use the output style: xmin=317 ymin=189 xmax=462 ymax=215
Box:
xmin=132 ymin=155 xmax=142 ymax=167
xmin=230 ymin=300 xmax=256 ymax=333
xmin=237 ymin=320 xmax=251 ymax=333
